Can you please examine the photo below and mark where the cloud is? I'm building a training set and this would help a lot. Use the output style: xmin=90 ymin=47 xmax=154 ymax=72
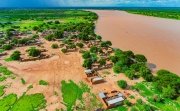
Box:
xmin=0 ymin=0 xmax=180 ymax=7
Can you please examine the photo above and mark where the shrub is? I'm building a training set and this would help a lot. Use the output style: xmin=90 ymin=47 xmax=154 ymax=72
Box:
xmin=21 ymin=78 xmax=26 ymax=84
xmin=61 ymin=48 xmax=67 ymax=53
xmin=135 ymin=54 xmax=147 ymax=63
xmin=39 ymin=80 xmax=49 ymax=85
xmin=2 ymin=44 xmax=13 ymax=50
xmin=76 ymin=43 xmax=84 ymax=48
xmin=45 ymin=34 xmax=54 ymax=41
xmin=117 ymin=80 xmax=127 ymax=89
xmin=99 ymin=59 xmax=106 ymax=66
xmin=90 ymin=46 xmax=98 ymax=53
xmin=124 ymin=100 xmax=132 ymax=106
xmin=10 ymin=50 xmax=21 ymax=60
xmin=113 ymin=65 xmax=121 ymax=74
xmin=83 ymin=59 xmax=93 ymax=68
xmin=51 ymin=43 xmax=59 ymax=49
xmin=82 ymin=51 xmax=91 ymax=59
xmin=27 ymin=47 xmax=41 ymax=57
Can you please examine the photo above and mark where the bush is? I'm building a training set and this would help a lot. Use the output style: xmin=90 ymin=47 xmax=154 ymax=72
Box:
xmin=135 ymin=54 xmax=147 ymax=63
xmin=2 ymin=44 xmax=13 ymax=50
xmin=90 ymin=46 xmax=98 ymax=53
xmin=45 ymin=34 xmax=54 ymax=41
xmin=39 ymin=80 xmax=49 ymax=85
xmin=83 ymin=59 xmax=93 ymax=68
xmin=61 ymin=48 xmax=67 ymax=53
xmin=124 ymin=100 xmax=132 ymax=106
xmin=51 ymin=43 xmax=59 ymax=49
xmin=10 ymin=50 xmax=21 ymax=60
xmin=76 ymin=43 xmax=84 ymax=48
xmin=117 ymin=80 xmax=127 ymax=89
xmin=21 ymin=78 xmax=26 ymax=84
xmin=113 ymin=65 xmax=121 ymax=74
xmin=27 ymin=47 xmax=41 ymax=57
xmin=99 ymin=59 xmax=106 ymax=66
xmin=82 ymin=51 xmax=91 ymax=59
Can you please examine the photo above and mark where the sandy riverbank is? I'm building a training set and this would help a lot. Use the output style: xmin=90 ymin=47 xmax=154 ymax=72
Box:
xmin=90 ymin=10 xmax=180 ymax=75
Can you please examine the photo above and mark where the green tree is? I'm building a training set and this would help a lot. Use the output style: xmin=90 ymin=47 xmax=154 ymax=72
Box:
xmin=90 ymin=46 xmax=98 ymax=53
xmin=135 ymin=54 xmax=147 ymax=63
xmin=83 ymin=59 xmax=93 ymax=68
xmin=82 ymin=51 xmax=91 ymax=59
xmin=99 ymin=59 xmax=106 ymax=66
xmin=162 ymin=85 xmax=176 ymax=99
xmin=113 ymin=65 xmax=121 ymax=74
xmin=76 ymin=43 xmax=84 ymax=48
xmin=117 ymin=80 xmax=127 ymax=89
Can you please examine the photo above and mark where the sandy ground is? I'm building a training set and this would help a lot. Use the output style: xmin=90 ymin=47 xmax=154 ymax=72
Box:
xmin=91 ymin=10 xmax=180 ymax=75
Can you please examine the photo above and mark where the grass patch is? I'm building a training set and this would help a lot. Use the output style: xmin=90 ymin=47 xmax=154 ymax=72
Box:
xmin=4 ymin=57 xmax=14 ymax=62
xmin=11 ymin=93 xmax=46 ymax=111
xmin=0 ymin=76 xmax=7 ymax=82
xmin=0 ymin=66 xmax=13 ymax=75
xmin=0 ymin=94 xmax=17 ymax=111
xmin=0 ymin=49 xmax=5 ymax=53
xmin=0 ymin=86 xmax=5 ymax=97
xmin=61 ymin=80 xmax=87 ymax=111
xmin=39 ymin=80 xmax=49 ymax=86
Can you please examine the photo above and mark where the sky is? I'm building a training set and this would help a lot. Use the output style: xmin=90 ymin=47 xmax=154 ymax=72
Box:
xmin=1 ymin=0 xmax=180 ymax=7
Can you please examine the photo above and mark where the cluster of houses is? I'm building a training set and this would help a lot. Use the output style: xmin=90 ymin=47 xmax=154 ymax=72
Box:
xmin=85 ymin=69 xmax=105 ymax=84
xmin=84 ymin=69 xmax=125 ymax=109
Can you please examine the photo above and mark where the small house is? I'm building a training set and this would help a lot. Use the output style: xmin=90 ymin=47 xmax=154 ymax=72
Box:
xmin=91 ymin=77 xmax=105 ymax=84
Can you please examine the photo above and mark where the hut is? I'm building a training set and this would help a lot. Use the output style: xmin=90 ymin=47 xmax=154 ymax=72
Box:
xmin=91 ymin=77 xmax=105 ymax=84
xmin=84 ymin=69 xmax=94 ymax=77
xmin=99 ymin=91 xmax=125 ymax=109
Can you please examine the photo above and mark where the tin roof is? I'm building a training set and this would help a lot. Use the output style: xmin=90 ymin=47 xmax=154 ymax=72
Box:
xmin=99 ymin=92 xmax=106 ymax=99
xmin=107 ymin=96 xmax=124 ymax=105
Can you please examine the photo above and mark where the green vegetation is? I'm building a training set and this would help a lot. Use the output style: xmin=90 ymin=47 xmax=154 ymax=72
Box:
xmin=21 ymin=78 xmax=26 ymax=85
xmin=61 ymin=80 xmax=90 ymax=111
xmin=0 ymin=94 xmax=17 ymax=111
xmin=76 ymin=42 xmax=84 ymax=48
xmin=6 ymin=50 xmax=21 ymax=62
xmin=11 ymin=93 xmax=46 ymax=111
xmin=39 ymin=80 xmax=49 ymax=86
xmin=0 ymin=86 xmax=5 ymax=97
xmin=126 ymin=9 xmax=180 ymax=20
xmin=0 ymin=66 xmax=13 ymax=75
xmin=154 ymin=69 xmax=180 ymax=99
xmin=2 ymin=44 xmax=13 ymax=50
xmin=134 ymin=82 xmax=180 ymax=111
xmin=0 ymin=93 xmax=46 ymax=111
xmin=51 ymin=43 xmax=59 ymax=49
xmin=107 ymin=106 xmax=128 ymax=111
xmin=27 ymin=47 xmax=41 ymax=57
xmin=117 ymin=80 xmax=128 ymax=89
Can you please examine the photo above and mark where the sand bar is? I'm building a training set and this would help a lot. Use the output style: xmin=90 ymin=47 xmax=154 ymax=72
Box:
xmin=91 ymin=10 xmax=180 ymax=75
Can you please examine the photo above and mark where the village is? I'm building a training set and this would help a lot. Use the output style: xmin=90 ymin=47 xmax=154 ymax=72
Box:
xmin=0 ymin=9 xmax=179 ymax=111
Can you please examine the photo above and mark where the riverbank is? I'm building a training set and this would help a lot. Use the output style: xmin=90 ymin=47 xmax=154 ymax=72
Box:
xmin=91 ymin=10 xmax=180 ymax=75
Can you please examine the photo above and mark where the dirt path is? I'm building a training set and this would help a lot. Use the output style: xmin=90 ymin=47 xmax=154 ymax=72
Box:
xmin=91 ymin=10 xmax=180 ymax=75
